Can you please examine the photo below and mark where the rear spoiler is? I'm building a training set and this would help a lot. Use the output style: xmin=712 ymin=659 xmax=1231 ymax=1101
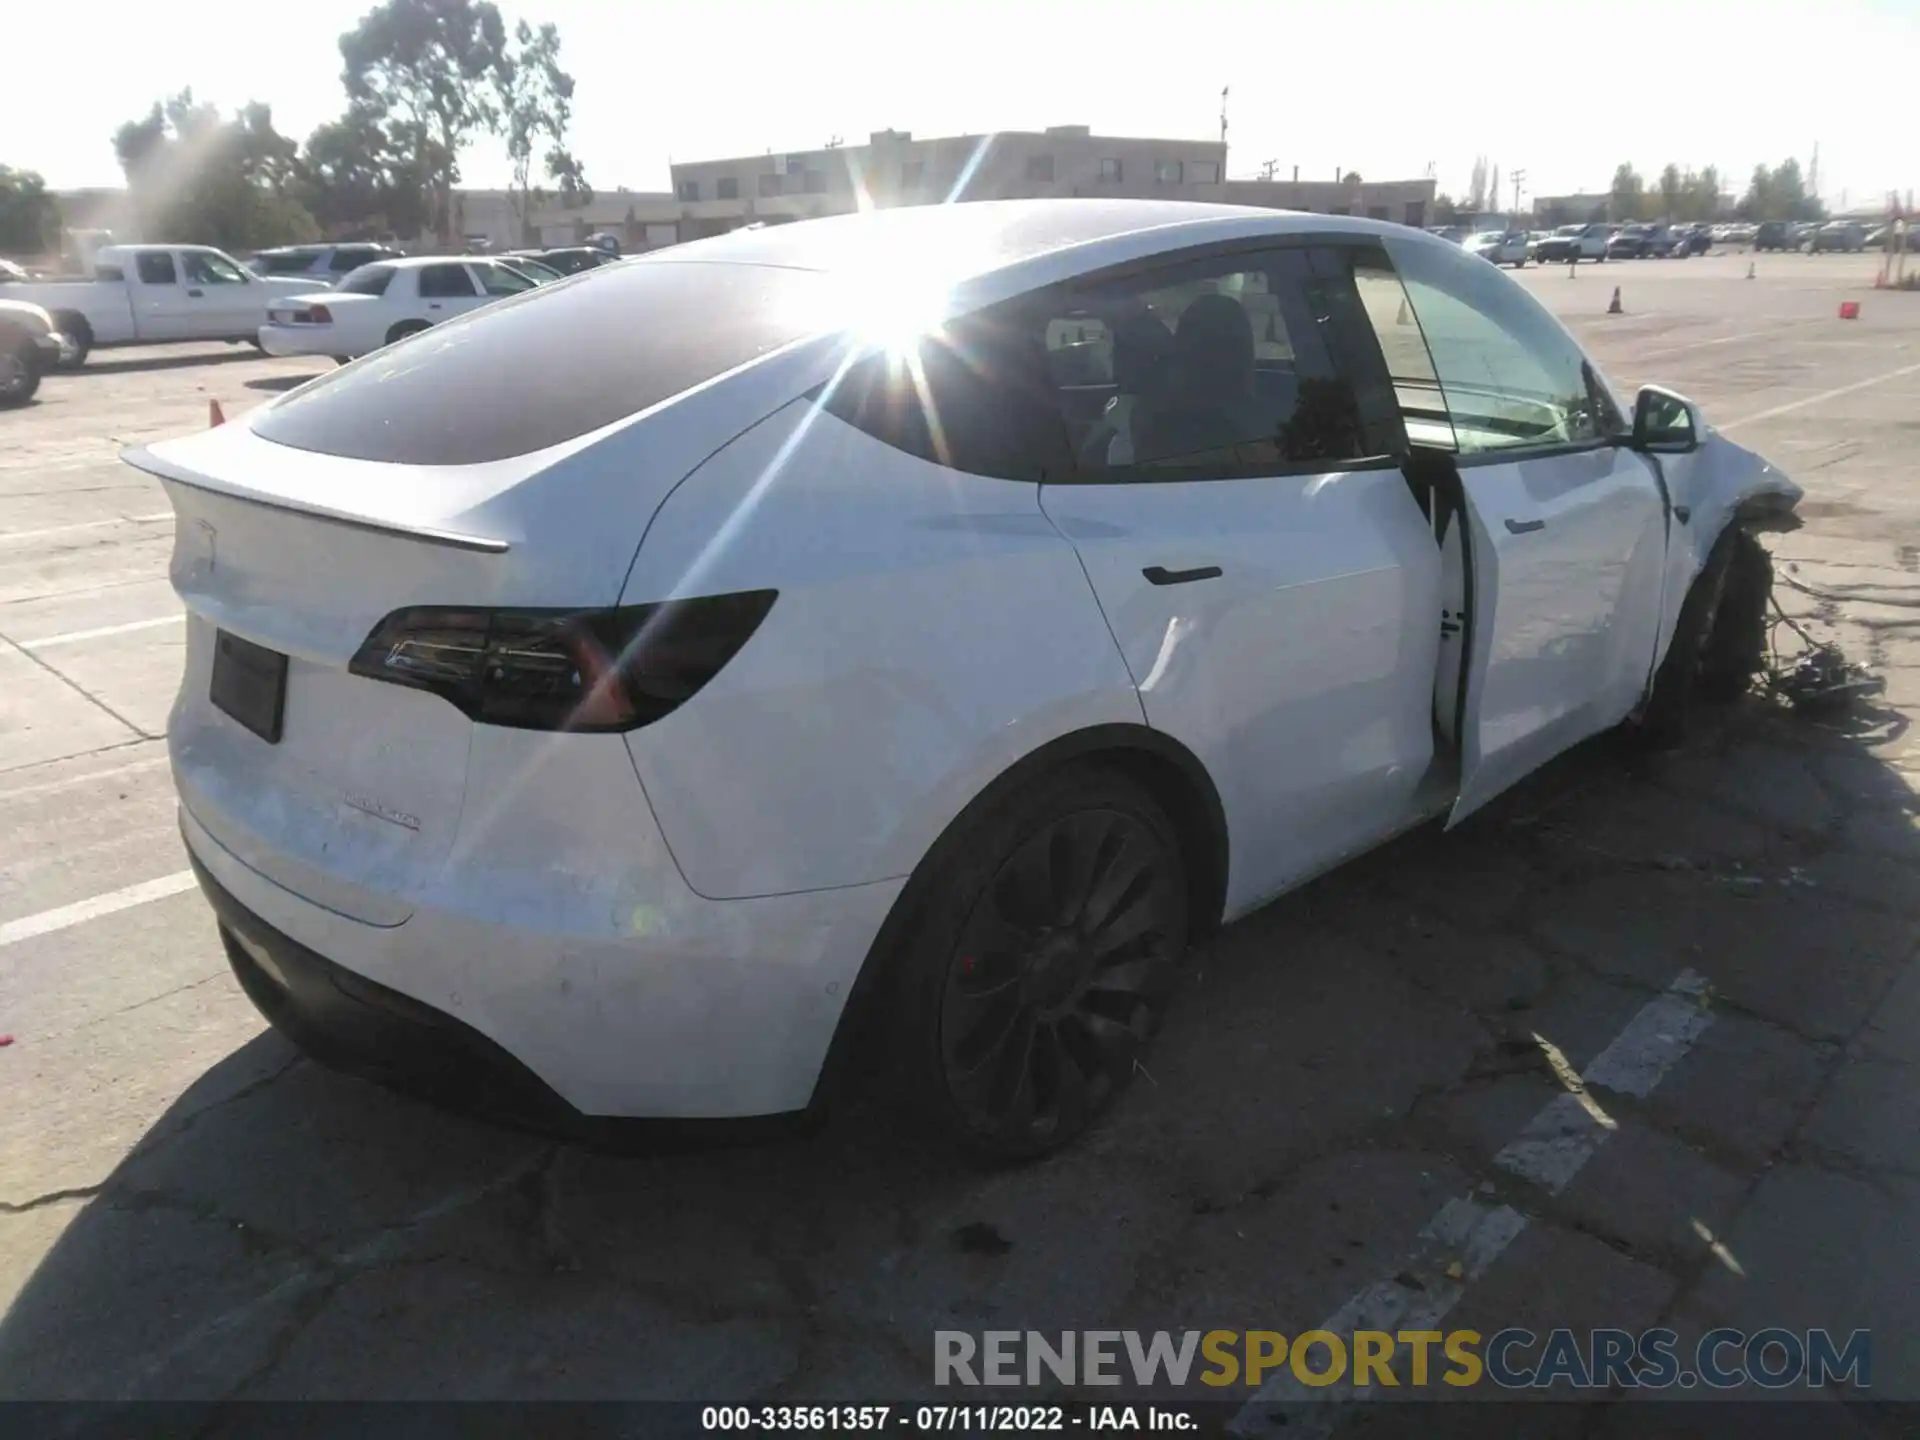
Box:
xmin=121 ymin=444 xmax=510 ymax=555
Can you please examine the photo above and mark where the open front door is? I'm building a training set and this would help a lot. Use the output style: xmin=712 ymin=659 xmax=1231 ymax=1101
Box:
xmin=1352 ymin=234 xmax=1672 ymax=828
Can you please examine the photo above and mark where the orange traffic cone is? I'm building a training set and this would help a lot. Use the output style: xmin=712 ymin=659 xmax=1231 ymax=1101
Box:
xmin=1839 ymin=301 xmax=1861 ymax=320
xmin=1396 ymin=298 xmax=1411 ymax=326
xmin=1746 ymin=262 xmax=1756 ymax=279
xmin=208 ymin=398 xmax=226 ymax=428
xmin=1608 ymin=287 xmax=1624 ymax=315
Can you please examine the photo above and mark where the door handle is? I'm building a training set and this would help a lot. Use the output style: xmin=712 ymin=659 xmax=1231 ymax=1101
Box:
xmin=187 ymin=288 xmax=204 ymax=297
xmin=428 ymin=302 xmax=443 ymax=309
xmin=1143 ymin=564 xmax=1223 ymax=586
xmin=1504 ymin=518 xmax=1547 ymax=535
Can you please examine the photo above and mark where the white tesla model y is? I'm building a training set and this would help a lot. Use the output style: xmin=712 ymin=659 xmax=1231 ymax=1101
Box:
xmin=129 ymin=200 xmax=1801 ymax=1158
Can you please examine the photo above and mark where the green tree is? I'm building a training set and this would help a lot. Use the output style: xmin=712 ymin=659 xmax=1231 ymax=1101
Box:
xmin=1609 ymin=163 xmax=1646 ymax=222
xmin=297 ymin=106 xmax=432 ymax=238
xmin=1678 ymin=165 xmax=1722 ymax=223
xmin=496 ymin=19 xmax=590 ymax=244
xmin=111 ymin=91 xmax=316 ymax=250
xmin=1657 ymin=163 xmax=1683 ymax=220
xmin=340 ymin=0 xmax=511 ymax=244
xmin=0 ymin=166 xmax=60 ymax=253
xmin=1431 ymin=193 xmax=1460 ymax=225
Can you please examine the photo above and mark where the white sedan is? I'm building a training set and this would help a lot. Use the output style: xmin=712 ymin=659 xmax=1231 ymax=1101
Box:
xmin=1465 ymin=230 xmax=1530 ymax=267
xmin=256 ymin=256 xmax=544 ymax=361
xmin=129 ymin=200 xmax=1801 ymax=1159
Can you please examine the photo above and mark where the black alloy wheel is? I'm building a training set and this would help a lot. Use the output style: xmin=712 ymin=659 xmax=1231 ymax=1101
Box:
xmin=936 ymin=797 xmax=1186 ymax=1157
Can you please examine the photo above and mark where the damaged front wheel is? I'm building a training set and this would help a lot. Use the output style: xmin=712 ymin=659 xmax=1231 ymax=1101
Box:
xmin=1634 ymin=527 xmax=1772 ymax=747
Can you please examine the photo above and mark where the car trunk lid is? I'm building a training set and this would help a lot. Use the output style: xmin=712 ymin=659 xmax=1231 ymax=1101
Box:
xmin=123 ymin=407 xmax=736 ymax=923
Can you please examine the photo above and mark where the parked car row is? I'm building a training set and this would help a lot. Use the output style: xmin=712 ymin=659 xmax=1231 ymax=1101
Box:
xmin=0 ymin=236 xmax=621 ymax=381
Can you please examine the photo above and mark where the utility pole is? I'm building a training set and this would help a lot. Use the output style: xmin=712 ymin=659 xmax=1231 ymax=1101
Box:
xmin=1512 ymin=168 xmax=1527 ymax=217
xmin=1219 ymin=86 xmax=1229 ymax=150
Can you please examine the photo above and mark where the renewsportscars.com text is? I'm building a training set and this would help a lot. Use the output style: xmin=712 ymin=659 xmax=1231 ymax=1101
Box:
xmin=934 ymin=1328 xmax=1871 ymax=1390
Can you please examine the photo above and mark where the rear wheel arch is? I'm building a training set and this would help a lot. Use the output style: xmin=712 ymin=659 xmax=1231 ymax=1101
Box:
xmin=385 ymin=318 xmax=429 ymax=347
xmin=806 ymin=722 xmax=1229 ymax=1114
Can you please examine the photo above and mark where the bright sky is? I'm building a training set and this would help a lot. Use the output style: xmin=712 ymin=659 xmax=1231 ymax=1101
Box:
xmin=6 ymin=0 xmax=1915 ymax=208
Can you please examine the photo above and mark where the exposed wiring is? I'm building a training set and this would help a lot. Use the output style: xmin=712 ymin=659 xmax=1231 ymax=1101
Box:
xmin=1762 ymin=588 xmax=1885 ymax=713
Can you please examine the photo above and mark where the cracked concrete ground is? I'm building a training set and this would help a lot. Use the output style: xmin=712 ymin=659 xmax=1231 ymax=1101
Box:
xmin=2 ymin=254 xmax=1918 ymax=1432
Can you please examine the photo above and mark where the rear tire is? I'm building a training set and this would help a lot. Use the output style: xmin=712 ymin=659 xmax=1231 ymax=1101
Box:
xmin=883 ymin=764 xmax=1191 ymax=1161
xmin=384 ymin=320 xmax=429 ymax=347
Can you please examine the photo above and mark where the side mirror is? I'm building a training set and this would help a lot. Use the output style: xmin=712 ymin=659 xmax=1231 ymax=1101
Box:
xmin=1633 ymin=385 xmax=1703 ymax=453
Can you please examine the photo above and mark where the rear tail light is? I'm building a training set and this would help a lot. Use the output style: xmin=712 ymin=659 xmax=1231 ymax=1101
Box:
xmin=348 ymin=591 xmax=776 ymax=732
xmin=306 ymin=304 xmax=333 ymax=324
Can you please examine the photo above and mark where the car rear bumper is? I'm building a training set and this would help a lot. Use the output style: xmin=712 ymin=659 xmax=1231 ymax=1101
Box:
xmin=256 ymin=323 xmax=330 ymax=358
xmin=177 ymin=773 xmax=903 ymax=1123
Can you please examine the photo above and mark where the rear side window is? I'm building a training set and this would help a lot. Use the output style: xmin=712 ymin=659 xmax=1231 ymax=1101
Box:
xmin=336 ymin=263 xmax=395 ymax=296
xmin=136 ymin=253 xmax=177 ymax=285
xmin=418 ymin=263 xmax=476 ymax=298
xmin=821 ymin=243 xmax=1399 ymax=482
xmin=252 ymin=260 xmax=831 ymax=465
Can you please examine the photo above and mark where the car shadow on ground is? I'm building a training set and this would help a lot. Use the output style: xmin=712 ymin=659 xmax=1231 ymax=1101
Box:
xmin=244 ymin=374 xmax=320 ymax=393
xmin=74 ymin=350 xmax=263 ymax=377
xmin=4 ymin=695 xmax=1917 ymax=1412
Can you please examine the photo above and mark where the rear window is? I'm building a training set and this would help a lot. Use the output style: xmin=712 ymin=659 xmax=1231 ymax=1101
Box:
xmin=252 ymin=260 xmax=832 ymax=465
xmin=336 ymin=263 xmax=396 ymax=296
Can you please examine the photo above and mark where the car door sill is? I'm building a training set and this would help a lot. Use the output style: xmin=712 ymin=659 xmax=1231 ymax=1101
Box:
xmin=1223 ymin=761 xmax=1458 ymax=924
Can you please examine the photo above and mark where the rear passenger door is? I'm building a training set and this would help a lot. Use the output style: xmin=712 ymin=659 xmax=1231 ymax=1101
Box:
xmin=131 ymin=251 xmax=195 ymax=340
xmin=1027 ymin=244 xmax=1447 ymax=916
xmin=415 ymin=262 xmax=481 ymax=322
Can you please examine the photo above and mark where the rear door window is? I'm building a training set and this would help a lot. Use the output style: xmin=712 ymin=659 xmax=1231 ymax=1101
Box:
xmin=417 ymin=263 xmax=478 ymax=299
xmin=251 ymin=260 xmax=833 ymax=465
xmin=822 ymin=244 xmax=1402 ymax=481
xmin=136 ymin=253 xmax=178 ymax=285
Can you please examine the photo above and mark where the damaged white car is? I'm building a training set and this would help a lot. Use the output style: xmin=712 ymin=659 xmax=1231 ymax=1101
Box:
xmin=129 ymin=201 xmax=1800 ymax=1160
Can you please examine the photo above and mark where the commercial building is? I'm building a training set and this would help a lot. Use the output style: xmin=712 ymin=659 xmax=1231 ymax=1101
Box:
xmin=668 ymin=127 xmax=1434 ymax=238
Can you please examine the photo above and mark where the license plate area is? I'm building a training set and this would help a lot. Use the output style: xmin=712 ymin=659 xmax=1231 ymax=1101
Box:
xmin=211 ymin=630 xmax=288 ymax=744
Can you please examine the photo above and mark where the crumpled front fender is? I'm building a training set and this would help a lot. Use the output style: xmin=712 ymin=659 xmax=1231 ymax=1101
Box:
xmin=1680 ymin=430 xmax=1804 ymax=570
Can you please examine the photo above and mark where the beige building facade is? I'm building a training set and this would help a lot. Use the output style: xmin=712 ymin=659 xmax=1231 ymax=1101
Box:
xmin=669 ymin=127 xmax=1435 ymax=239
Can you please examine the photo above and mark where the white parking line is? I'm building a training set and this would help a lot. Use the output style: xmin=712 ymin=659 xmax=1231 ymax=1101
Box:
xmin=0 ymin=871 xmax=197 ymax=949
xmin=1720 ymin=360 xmax=1920 ymax=432
xmin=0 ymin=751 xmax=169 ymax=802
xmin=0 ymin=512 xmax=173 ymax=546
xmin=1230 ymin=970 xmax=1713 ymax=1436
xmin=21 ymin=614 xmax=184 ymax=650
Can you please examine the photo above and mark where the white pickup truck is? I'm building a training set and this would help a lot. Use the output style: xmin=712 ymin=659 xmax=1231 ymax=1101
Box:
xmin=6 ymin=245 xmax=315 ymax=368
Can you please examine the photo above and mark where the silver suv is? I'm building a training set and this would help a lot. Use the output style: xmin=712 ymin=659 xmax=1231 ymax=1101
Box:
xmin=246 ymin=244 xmax=405 ymax=283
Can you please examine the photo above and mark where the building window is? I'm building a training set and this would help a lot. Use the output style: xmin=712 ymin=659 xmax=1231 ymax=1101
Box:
xmin=1155 ymin=159 xmax=1183 ymax=184
xmin=716 ymin=177 xmax=739 ymax=200
xmin=902 ymin=160 xmax=924 ymax=188
xmin=1026 ymin=154 xmax=1055 ymax=183
xmin=1099 ymin=158 xmax=1123 ymax=183
xmin=1368 ymin=205 xmax=1389 ymax=221
xmin=758 ymin=172 xmax=781 ymax=197
xmin=677 ymin=179 xmax=699 ymax=201
xmin=1189 ymin=160 xmax=1220 ymax=184
xmin=1404 ymin=200 xmax=1426 ymax=228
